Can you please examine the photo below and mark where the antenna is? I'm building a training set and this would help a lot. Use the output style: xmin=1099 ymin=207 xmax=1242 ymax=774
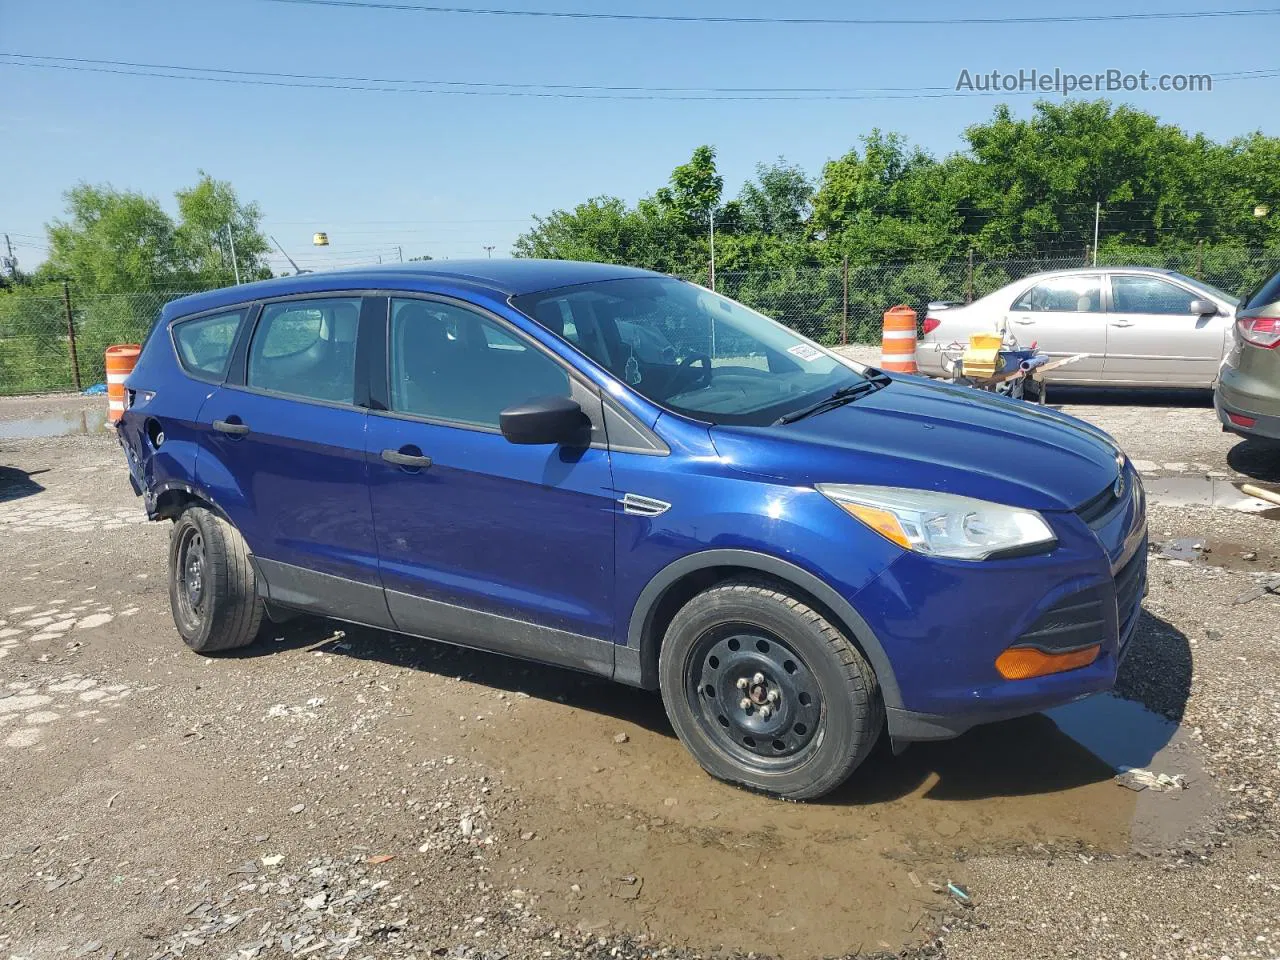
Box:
xmin=270 ymin=234 xmax=305 ymax=274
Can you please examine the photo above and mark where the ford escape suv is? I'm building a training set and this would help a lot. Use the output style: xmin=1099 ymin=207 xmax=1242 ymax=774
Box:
xmin=118 ymin=260 xmax=1147 ymax=800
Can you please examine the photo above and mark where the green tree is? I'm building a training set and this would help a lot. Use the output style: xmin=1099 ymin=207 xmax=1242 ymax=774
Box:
xmin=174 ymin=171 xmax=271 ymax=283
xmin=44 ymin=184 xmax=182 ymax=293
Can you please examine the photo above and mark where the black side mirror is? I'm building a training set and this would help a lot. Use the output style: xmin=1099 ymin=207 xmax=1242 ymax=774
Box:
xmin=1190 ymin=299 xmax=1218 ymax=317
xmin=499 ymin=395 xmax=590 ymax=446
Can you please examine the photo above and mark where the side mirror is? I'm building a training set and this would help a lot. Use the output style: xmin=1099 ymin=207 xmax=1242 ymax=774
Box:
xmin=499 ymin=395 xmax=590 ymax=446
xmin=1190 ymin=299 xmax=1218 ymax=317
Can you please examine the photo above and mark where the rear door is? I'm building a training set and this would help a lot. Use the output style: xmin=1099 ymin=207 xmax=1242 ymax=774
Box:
xmin=1102 ymin=273 xmax=1227 ymax=386
xmin=1004 ymin=274 xmax=1107 ymax=380
xmin=196 ymin=293 xmax=392 ymax=627
xmin=365 ymin=295 xmax=617 ymax=675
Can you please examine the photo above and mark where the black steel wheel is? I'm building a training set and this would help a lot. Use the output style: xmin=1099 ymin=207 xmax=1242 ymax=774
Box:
xmin=687 ymin=627 xmax=823 ymax=768
xmin=167 ymin=506 xmax=264 ymax=653
xmin=659 ymin=579 xmax=882 ymax=800
xmin=173 ymin=526 xmax=207 ymax=634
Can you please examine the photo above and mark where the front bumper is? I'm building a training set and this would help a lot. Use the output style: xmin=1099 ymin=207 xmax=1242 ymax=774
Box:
xmin=857 ymin=471 xmax=1147 ymax=744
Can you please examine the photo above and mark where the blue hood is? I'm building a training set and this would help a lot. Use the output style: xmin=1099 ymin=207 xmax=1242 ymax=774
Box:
xmin=709 ymin=376 xmax=1121 ymax=512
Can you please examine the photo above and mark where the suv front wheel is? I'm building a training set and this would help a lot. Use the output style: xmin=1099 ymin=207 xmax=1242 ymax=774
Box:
xmin=168 ymin=506 xmax=264 ymax=653
xmin=658 ymin=579 xmax=882 ymax=800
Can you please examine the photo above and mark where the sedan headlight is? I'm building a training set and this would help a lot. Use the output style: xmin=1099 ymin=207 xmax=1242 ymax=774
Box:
xmin=816 ymin=484 xmax=1057 ymax=560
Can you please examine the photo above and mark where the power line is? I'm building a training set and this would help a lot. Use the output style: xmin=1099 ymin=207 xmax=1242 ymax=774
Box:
xmin=9 ymin=54 xmax=1273 ymax=101
xmin=259 ymin=0 xmax=1280 ymax=27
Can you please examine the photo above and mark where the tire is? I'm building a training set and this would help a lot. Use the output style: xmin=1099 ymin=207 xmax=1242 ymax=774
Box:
xmin=658 ymin=579 xmax=882 ymax=800
xmin=168 ymin=506 xmax=264 ymax=653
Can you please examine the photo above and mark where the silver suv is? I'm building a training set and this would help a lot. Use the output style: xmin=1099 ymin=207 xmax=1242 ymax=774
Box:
xmin=1217 ymin=270 xmax=1280 ymax=439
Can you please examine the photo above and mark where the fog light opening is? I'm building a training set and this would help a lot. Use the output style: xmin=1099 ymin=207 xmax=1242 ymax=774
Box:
xmin=995 ymin=643 xmax=1100 ymax=680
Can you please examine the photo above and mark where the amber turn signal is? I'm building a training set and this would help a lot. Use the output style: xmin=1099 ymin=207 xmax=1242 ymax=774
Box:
xmin=995 ymin=643 xmax=1100 ymax=680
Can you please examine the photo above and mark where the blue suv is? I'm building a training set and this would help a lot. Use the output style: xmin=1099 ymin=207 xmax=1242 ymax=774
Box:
xmin=118 ymin=260 xmax=1146 ymax=799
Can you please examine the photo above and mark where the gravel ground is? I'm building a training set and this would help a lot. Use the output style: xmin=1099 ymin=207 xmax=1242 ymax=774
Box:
xmin=0 ymin=392 xmax=1278 ymax=960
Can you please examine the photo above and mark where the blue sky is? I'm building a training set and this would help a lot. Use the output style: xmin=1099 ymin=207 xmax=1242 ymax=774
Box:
xmin=2 ymin=0 xmax=1276 ymax=274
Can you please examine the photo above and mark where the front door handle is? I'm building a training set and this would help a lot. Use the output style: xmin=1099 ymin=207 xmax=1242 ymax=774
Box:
xmin=381 ymin=448 xmax=433 ymax=469
xmin=1110 ymin=321 xmax=1134 ymax=328
xmin=213 ymin=419 xmax=250 ymax=436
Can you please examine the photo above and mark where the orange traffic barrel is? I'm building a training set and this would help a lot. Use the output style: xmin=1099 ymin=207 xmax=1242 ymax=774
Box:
xmin=105 ymin=344 xmax=141 ymax=423
xmin=880 ymin=305 xmax=918 ymax=374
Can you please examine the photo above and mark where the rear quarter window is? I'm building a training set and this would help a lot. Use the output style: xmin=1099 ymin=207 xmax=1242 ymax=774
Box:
xmin=172 ymin=309 xmax=246 ymax=379
xmin=1244 ymin=271 xmax=1280 ymax=310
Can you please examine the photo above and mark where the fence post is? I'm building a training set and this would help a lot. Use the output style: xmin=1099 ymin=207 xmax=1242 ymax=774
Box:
xmin=1195 ymin=239 xmax=1204 ymax=280
xmin=965 ymin=248 xmax=975 ymax=303
xmin=1083 ymin=243 xmax=1091 ymax=268
xmin=841 ymin=256 xmax=849 ymax=345
xmin=62 ymin=281 xmax=82 ymax=392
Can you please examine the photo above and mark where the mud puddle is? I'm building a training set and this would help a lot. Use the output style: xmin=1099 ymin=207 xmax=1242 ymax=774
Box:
xmin=0 ymin=408 xmax=109 ymax=439
xmin=381 ymin=643 xmax=1163 ymax=958
xmin=1047 ymin=693 xmax=1219 ymax=852
xmin=1144 ymin=475 xmax=1280 ymax=519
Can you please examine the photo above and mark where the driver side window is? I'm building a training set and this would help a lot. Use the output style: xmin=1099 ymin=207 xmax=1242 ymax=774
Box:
xmin=389 ymin=298 xmax=571 ymax=429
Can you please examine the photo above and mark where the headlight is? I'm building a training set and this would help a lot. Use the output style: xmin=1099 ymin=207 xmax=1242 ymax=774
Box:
xmin=816 ymin=484 xmax=1057 ymax=560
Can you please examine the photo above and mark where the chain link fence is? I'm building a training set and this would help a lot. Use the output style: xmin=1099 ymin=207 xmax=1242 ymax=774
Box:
xmin=2 ymin=247 xmax=1279 ymax=396
xmin=712 ymin=247 xmax=1280 ymax=347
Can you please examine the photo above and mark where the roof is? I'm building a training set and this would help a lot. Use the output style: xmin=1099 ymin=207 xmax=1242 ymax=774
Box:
xmin=161 ymin=259 xmax=665 ymax=319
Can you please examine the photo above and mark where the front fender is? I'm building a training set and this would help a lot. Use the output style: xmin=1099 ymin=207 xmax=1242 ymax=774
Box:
xmin=620 ymin=547 xmax=904 ymax=712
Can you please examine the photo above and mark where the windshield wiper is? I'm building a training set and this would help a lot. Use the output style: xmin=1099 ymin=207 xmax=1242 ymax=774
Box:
xmin=773 ymin=375 xmax=888 ymax=425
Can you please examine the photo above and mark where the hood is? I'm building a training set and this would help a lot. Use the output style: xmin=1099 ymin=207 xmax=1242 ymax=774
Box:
xmin=710 ymin=376 xmax=1122 ymax=512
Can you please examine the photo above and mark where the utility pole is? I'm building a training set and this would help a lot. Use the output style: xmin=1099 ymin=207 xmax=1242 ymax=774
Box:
xmin=1092 ymin=201 xmax=1101 ymax=266
xmin=225 ymin=224 xmax=241 ymax=285
xmin=63 ymin=281 xmax=81 ymax=391
xmin=397 ymin=245 xmax=403 ymax=263
xmin=708 ymin=206 xmax=716 ymax=292
xmin=483 ymin=245 xmax=495 ymax=259
xmin=3 ymin=234 xmax=15 ymax=279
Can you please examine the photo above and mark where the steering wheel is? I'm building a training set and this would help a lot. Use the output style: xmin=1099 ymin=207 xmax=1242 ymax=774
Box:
xmin=678 ymin=352 xmax=713 ymax=389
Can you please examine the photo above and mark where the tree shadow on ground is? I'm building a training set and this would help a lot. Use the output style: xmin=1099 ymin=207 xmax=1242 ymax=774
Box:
xmin=0 ymin=465 xmax=48 ymax=504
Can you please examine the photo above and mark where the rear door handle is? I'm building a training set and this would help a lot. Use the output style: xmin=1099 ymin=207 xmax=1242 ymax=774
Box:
xmin=1012 ymin=317 xmax=1035 ymax=325
xmin=212 ymin=419 xmax=250 ymax=436
xmin=1110 ymin=321 xmax=1134 ymax=328
xmin=381 ymin=448 xmax=433 ymax=469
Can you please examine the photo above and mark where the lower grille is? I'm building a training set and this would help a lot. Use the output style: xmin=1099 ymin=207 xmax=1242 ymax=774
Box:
xmin=1017 ymin=587 xmax=1107 ymax=652
xmin=1114 ymin=547 xmax=1146 ymax=635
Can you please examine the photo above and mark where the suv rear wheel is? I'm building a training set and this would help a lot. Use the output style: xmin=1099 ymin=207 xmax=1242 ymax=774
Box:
xmin=658 ymin=579 xmax=882 ymax=800
xmin=168 ymin=506 xmax=264 ymax=653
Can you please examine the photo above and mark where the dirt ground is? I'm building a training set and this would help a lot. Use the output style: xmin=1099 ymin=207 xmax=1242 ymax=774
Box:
xmin=1 ymin=390 xmax=1279 ymax=960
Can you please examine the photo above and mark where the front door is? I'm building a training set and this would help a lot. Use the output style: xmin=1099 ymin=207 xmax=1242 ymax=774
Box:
xmin=1004 ymin=273 xmax=1107 ymax=380
xmin=366 ymin=296 xmax=617 ymax=676
xmin=1103 ymin=273 xmax=1228 ymax=386
xmin=196 ymin=294 xmax=392 ymax=627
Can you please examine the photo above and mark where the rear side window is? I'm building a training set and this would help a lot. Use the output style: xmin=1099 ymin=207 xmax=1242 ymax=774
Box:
xmin=247 ymin=297 xmax=362 ymax=404
xmin=1012 ymin=275 xmax=1102 ymax=313
xmin=172 ymin=309 xmax=245 ymax=379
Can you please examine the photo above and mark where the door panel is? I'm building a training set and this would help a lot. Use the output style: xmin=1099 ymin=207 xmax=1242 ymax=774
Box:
xmin=195 ymin=294 xmax=388 ymax=625
xmin=367 ymin=297 xmax=617 ymax=671
xmin=1005 ymin=274 xmax=1106 ymax=379
xmin=1102 ymin=274 xmax=1227 ymax=386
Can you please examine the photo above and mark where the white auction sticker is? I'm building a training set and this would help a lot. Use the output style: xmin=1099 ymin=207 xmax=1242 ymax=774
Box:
xmin=787 ymin=343 xmax=823 ymax=362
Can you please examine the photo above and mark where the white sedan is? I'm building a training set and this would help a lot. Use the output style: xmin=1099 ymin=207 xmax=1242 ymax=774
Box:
xmin=916 ymin=267 xmax=1239 ymax=388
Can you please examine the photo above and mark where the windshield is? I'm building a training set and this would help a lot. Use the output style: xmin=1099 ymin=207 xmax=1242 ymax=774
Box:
xmin=512 ymin=276 xmax=868 ymax=426
xmin=1169 ymin=272 xmax=1241 ymax=306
